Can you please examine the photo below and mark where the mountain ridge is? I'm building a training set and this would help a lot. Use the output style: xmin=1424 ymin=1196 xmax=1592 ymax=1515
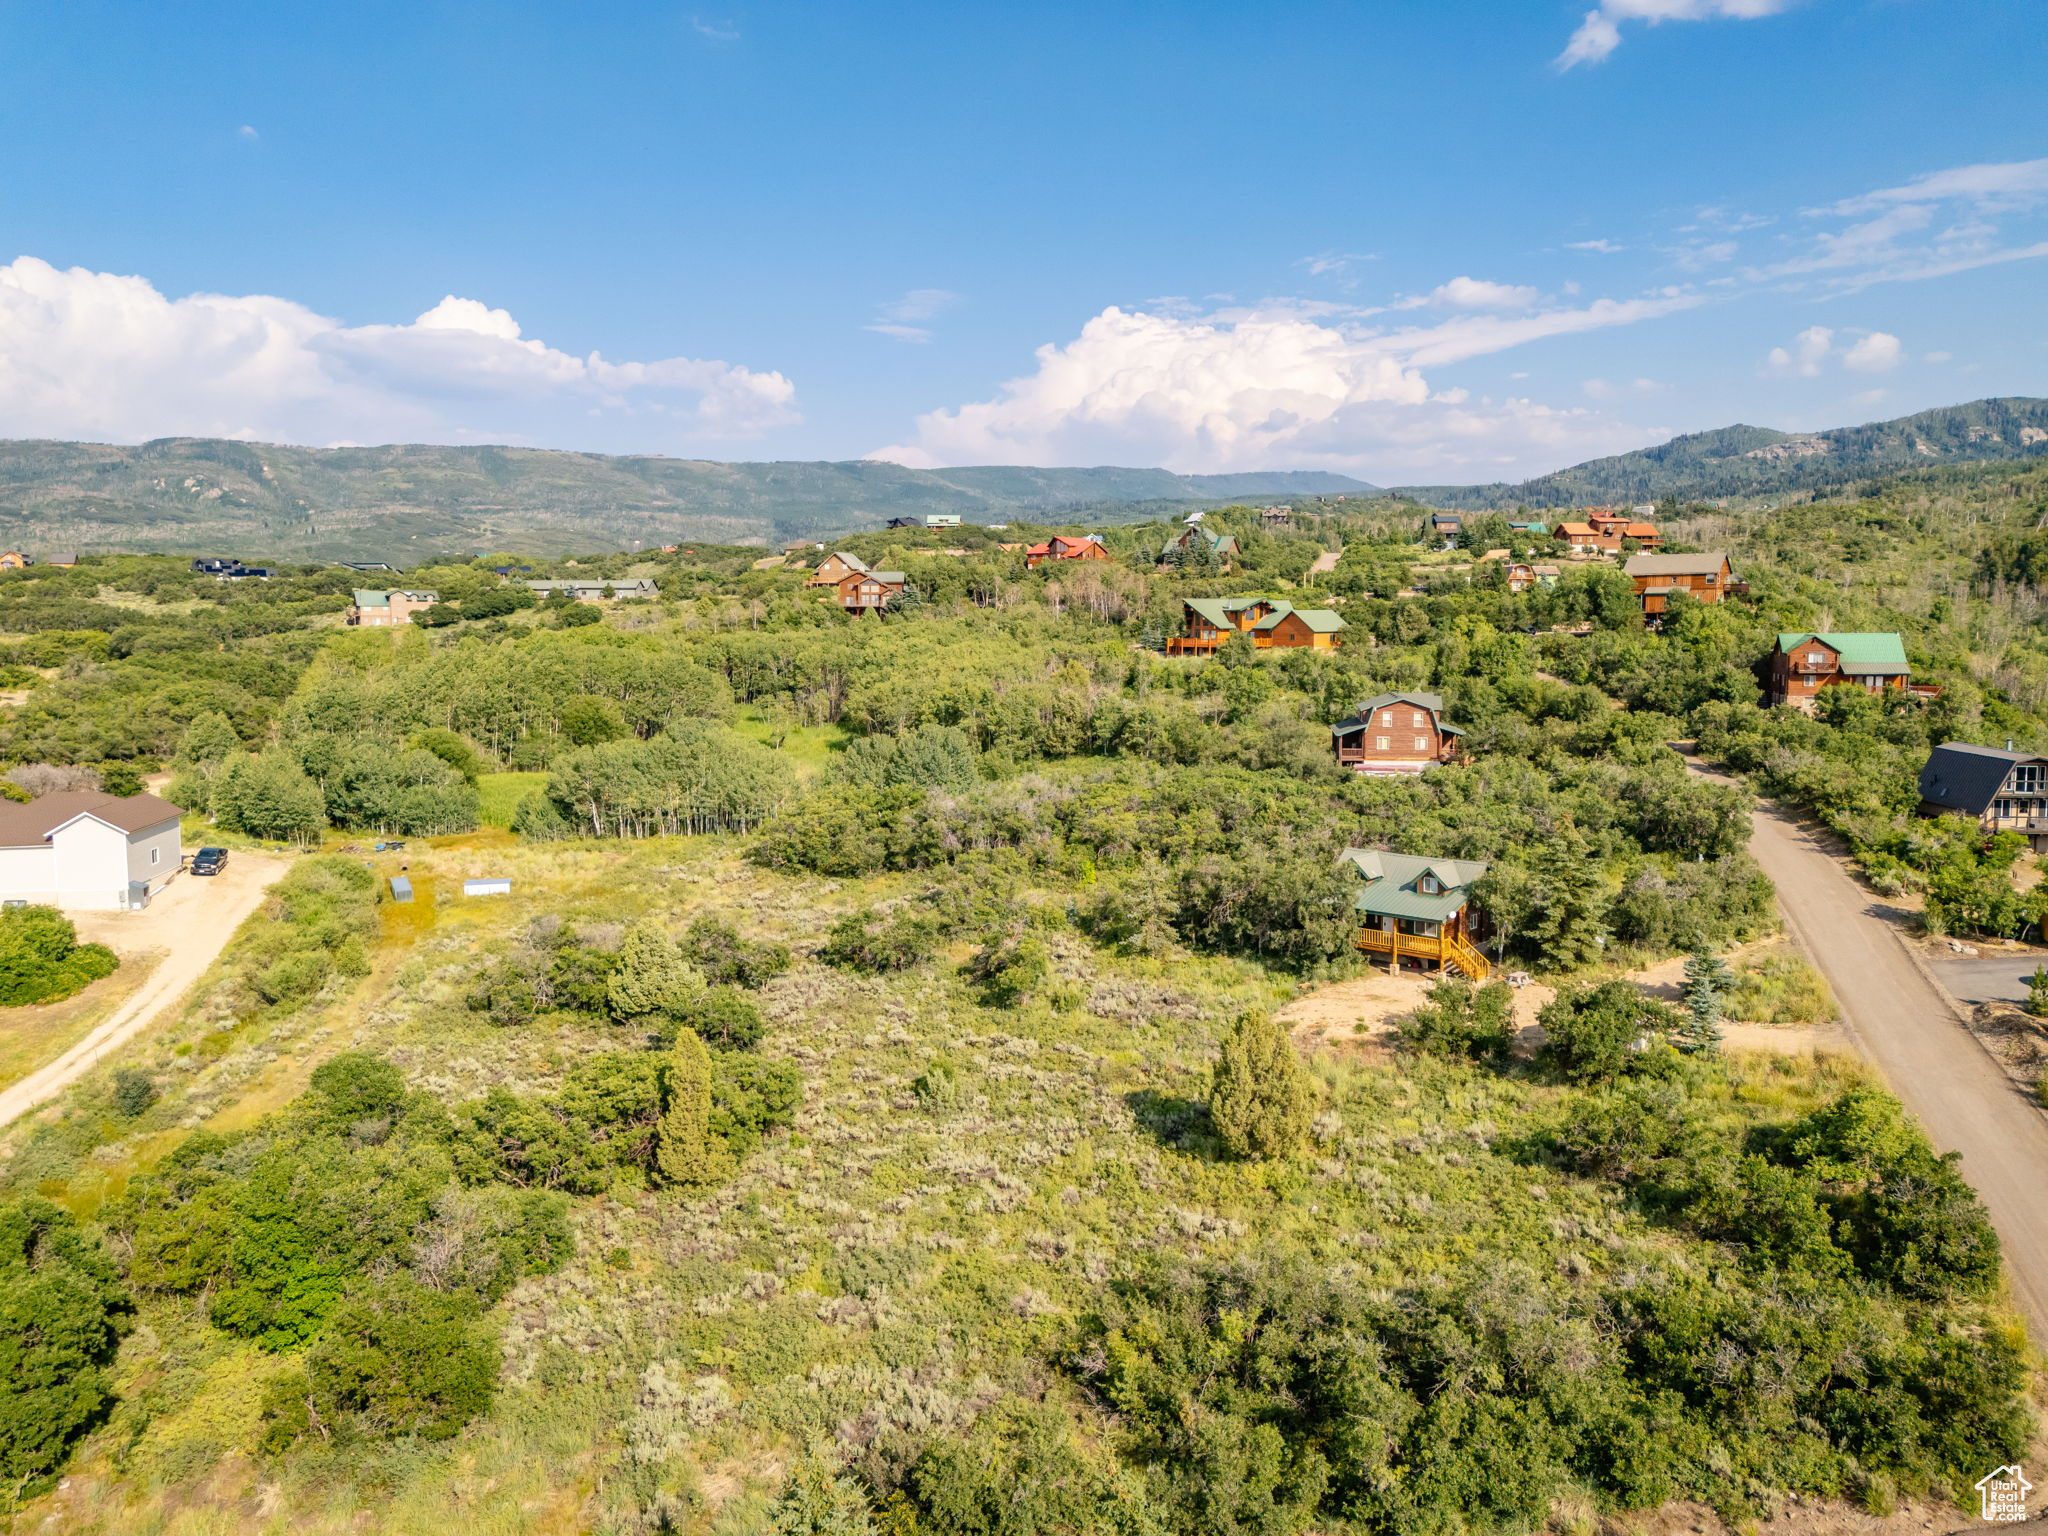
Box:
xmin=1391 ymin=396 xmax=2048 ymax=509
xmin=0 ymin=396 xmax=2038 ymax=559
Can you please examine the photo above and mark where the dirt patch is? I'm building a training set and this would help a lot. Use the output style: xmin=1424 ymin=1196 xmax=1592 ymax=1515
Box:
xmin=1283 ymin=941 xmax=1847 ymax=1061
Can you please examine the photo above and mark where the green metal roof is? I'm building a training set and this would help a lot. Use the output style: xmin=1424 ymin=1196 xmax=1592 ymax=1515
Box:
xmin=1337 ymin=848 xmax=1487 ymax=923
xmin=1284 ymin=608 xmax=1346 ymax=634
xmin=1777 ymin=632 xmax=1909 ymax=674
xmin=1184 ymin=595 xmax=1287 ymax=629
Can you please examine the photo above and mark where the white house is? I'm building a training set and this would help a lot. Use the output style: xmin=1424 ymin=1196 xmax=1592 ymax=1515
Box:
xmin=0 ymin=791 xmax=183 ymax=911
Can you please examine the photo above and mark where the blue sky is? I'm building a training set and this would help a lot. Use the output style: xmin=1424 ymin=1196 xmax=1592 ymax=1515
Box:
xmin=0 ymin=0 xmax=2041 ymax=482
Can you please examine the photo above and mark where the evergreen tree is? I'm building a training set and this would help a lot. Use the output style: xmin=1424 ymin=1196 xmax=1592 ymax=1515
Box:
xmin=2027 ymin=964 xmax=2048 ymax=1020
xmin=1680 ymin=951 xmax=1734 ymax=1052
xmin=655 ymin=1027 xmax=732 ymax=1189
xmin=1525 ymin=822 xmax=1610 ymax=970
xmin=606 ymin=919 xmax=704 ymax=1023
xmin=767 ymin=1452 xmax=877 ymax=1535
xmin=1208 ymin=1010 xmax=1312 ymax=1160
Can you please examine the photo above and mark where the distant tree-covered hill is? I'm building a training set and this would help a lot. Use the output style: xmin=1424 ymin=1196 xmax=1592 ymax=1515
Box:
xmin=0 ymin=439 xmax=1375 ymax=561
xmin=1396 ymin=397 xmax=2048 ymax=509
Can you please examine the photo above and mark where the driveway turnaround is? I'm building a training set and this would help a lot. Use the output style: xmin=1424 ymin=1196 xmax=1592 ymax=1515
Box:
xmin=1693 ymin=761 xmax=2048 ymax=1338
xmin=0 ymin=849 xmax=292 ymax=1128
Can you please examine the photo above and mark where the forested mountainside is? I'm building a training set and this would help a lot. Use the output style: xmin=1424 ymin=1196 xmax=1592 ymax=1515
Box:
xmin=4 ymin=459 xmax=2048 ymax=1534
xmin=1399 ymin=395 xmax=2048 ymax=509
xmin=0 ymin=439 xmax=1374 ymax=561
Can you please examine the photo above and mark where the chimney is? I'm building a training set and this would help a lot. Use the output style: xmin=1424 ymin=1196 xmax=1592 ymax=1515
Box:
xmin=2008 ymin=738 xmax=2016 ymax=752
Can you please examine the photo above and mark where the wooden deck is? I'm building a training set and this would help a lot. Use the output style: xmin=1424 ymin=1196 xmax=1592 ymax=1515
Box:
xmin=1355 ymin=925 xmax=1488 ymax=979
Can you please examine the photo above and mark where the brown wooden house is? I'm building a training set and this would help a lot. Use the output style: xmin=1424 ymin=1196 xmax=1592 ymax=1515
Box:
xmin=1919 ymin=742 xmax=2048 ymax=852
xmin=833 ymin=567 xmax=906 ymax=614
xmin=1024 ymin=534 xmax=1110 ymax=569
xmin=1166 ymin=596 xmax=1346 ymax=654
xmin=806 ymin=550 xmax=870 ymax=587
xmin=1624 ymin=552 xmax=1734 ymax=615
xmin=1767 ymin=632 xmax=1911 ymax=709
xmin=1330 ymin=692 xmax=1463 ymax=775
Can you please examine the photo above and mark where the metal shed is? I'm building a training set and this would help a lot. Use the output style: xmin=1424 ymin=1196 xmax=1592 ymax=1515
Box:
xmin=463 ymin=877 xmax=512 ymax=897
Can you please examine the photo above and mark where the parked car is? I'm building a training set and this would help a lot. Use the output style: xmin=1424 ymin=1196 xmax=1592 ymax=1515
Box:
xmin=191 ymin=847 xmax=229 ymax=876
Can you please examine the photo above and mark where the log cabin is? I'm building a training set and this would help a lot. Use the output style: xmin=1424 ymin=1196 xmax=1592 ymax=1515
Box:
xmin=1337 ymin=847 xmax=1489 ymax=978
xmin=1165 ymin=596 xmax=1346 ymax=654
xmin=1023 ymin=534 xmax=1110 ymax=568
xmin=1766 ymin=632 xmax=1911 ymax=709
xmin=1623 ymin=552 xmax=1734 ymax=616
xmin=806 ymin=551 xmax=870 ymax=587
xmin=833 ymin=567 xmax=907 ymax=614
xmin=1329 ymin=692 xmax=1464 ymax=774
xmin=1919 ymin=742 xmax=2048 ymax=852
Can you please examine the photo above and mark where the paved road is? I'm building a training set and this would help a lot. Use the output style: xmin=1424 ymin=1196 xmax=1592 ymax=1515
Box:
xmin=1928 ymin=951 xmax=2048 ymax=1009
xmin=1690 ymin=761 xmax=2048 ymax=1337
xmin=0 ymin=850 xmax=292 ymax=1128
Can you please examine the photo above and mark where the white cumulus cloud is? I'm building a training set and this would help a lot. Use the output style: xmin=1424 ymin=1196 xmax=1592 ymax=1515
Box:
xmin=1842 ymin=331 xmax=1902 ymax=372
xmin=1557 ymin=0 xmax=1794 ymax=69
xmin=867 ymin=293 xmax=1698 ymax=481
xmin=1764 ymin=325 xmax=1903 ymax=377
xmin=0 ymin=256 xmax=797 ymax=448
xmin=1765 ymin=325 xmax=1835 ymax=376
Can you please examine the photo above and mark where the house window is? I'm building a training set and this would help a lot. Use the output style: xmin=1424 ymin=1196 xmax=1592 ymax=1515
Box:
xmin=1414 ymin=737 xmax=1429 ymax=750
xmin=150 ymin=847 xmax=160 ymax=866
xmin=1417 ymin=874 xmax=1441 ymax=895
xmin=1374 ymin=736 xmax=1390 ymax=750
xmin=2013 ymin=766 xmax=2044 ymax=793
xmin=1806 ymin=652 xmax=1826 ymax=666
xmin=1411 ymin=711 xmax=1426 ymax=726
xmin=1379 ymin=711 xmax=1394 ymax=726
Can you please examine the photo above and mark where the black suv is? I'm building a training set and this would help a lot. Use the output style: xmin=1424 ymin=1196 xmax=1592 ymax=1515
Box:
xmin=191 ymin=847 xmax=229 ymax=876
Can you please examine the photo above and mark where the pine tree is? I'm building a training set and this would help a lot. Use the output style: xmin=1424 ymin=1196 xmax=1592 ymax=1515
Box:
xmin=655 ymin=1027 xmax=732 ymax=1189
xmin=2027 ymin=964 xmax=2048 ymax=1019
xmin=1680 ymin=951 xmax=1734 ymax=1052
xmin=606 ymin=919 xmax=704 ymax=1023
xmin=1208 ymin=1010 xmax=1313 ymax=1160
xmin=767 ymin=1452 xmax=876 ymax=1535
xmin=1526 ymin=822 xmax=1609 ymax=970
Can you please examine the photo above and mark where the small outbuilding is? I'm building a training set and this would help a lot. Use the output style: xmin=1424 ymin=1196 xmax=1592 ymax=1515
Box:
xmin=0 ymin=791 xmax=183 ymax=910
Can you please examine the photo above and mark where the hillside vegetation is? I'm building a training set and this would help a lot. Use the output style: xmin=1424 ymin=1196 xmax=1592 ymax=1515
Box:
xmin=1398 ymin=395 xmax=2048 ymax=509
xmin=0 ymin=473 xmax=2046 ymax=1533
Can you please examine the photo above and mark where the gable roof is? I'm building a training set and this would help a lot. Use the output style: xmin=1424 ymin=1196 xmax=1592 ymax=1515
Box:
xmin=353 ymin=589 xmax=437 ymax=606
xmin=1777 ymin=632 xmax=1910 ymax=675
xmin=1556 ymin=522 xmax=1599 ymax=538
xmin=1625 ymin=552 xmax=1731 ymax=577
xmin=1183 ymin=595 xmax=1285 ymax=629
xmin=1336 ymin=848 xmax=1488 ymax=922
xmin=1332 ymin=692 xmax=1464 ymax=738
xmin=1919 ymin=741 xmax=2046 ymax=815
xmin=0 ymin=790 xmax=182 ymax=848
xmin=825 ymin=551 xmax=869 ymax=572
xmin=1271 ymin=608 xmax=1346 ymax=634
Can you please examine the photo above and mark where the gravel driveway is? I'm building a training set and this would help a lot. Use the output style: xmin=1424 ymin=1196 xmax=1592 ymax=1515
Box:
xmin=0 ymin=848 xmax=293 ymax=1126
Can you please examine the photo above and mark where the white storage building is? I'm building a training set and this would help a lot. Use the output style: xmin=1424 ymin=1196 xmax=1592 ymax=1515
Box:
xmin=0 ymin=791 xmax=184 ymax=911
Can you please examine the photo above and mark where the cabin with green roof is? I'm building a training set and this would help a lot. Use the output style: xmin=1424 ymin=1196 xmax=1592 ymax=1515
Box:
xmin=1337 ymin=847 xmax=1489 ymax=978
xmin=1767 ymin=632 xmax=1911 ymax=710
xmin=1167 ymin=596 xmax=1346 ymax=654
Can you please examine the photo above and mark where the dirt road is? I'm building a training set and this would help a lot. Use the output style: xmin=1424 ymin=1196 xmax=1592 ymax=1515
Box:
xmin=1693 ymin=762 xmax=2048 ymax=1336
xmin=0 ymin=849 xmax=292 ymax=1128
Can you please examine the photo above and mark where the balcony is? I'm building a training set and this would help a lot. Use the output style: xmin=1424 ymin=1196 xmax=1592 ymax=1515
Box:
xmin=1355 ymin=925 xmax=1488 ymax=979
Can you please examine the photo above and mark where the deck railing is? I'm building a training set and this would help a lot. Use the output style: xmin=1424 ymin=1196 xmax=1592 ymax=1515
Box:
xmin=1354 ymin=925 xmax=1489 ymax=979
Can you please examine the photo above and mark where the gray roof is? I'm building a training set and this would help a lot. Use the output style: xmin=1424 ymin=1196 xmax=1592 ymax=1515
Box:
xmin=1337 ymin=848 xmax=1488 ymax=923
xmin=1331 ymin=692 xmax=1465 ymax=738
xmin=0 ymin=790 xmax=182 ymax=848
xmin=1920 ymin=742 xmax=2046 ymax=815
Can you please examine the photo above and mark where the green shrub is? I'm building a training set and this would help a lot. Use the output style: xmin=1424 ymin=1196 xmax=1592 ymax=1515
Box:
xmin=0 ymin=905 xmax=118 ymax=1006
xmin=0 ymin=1198 xmax=132 ymax=1495
xmin=1399 ymin=978 xmax=1515 ymax=1062
xmin=300 ymin=1281 xmax=496 ymax=1441
xmin=110 ymin=1068 xmax=157 ymax=1119
xmin=679 ymin=913 xmax=790 ymax=989
xmin=655 ymin=1028 xmax=731 ymax=1190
